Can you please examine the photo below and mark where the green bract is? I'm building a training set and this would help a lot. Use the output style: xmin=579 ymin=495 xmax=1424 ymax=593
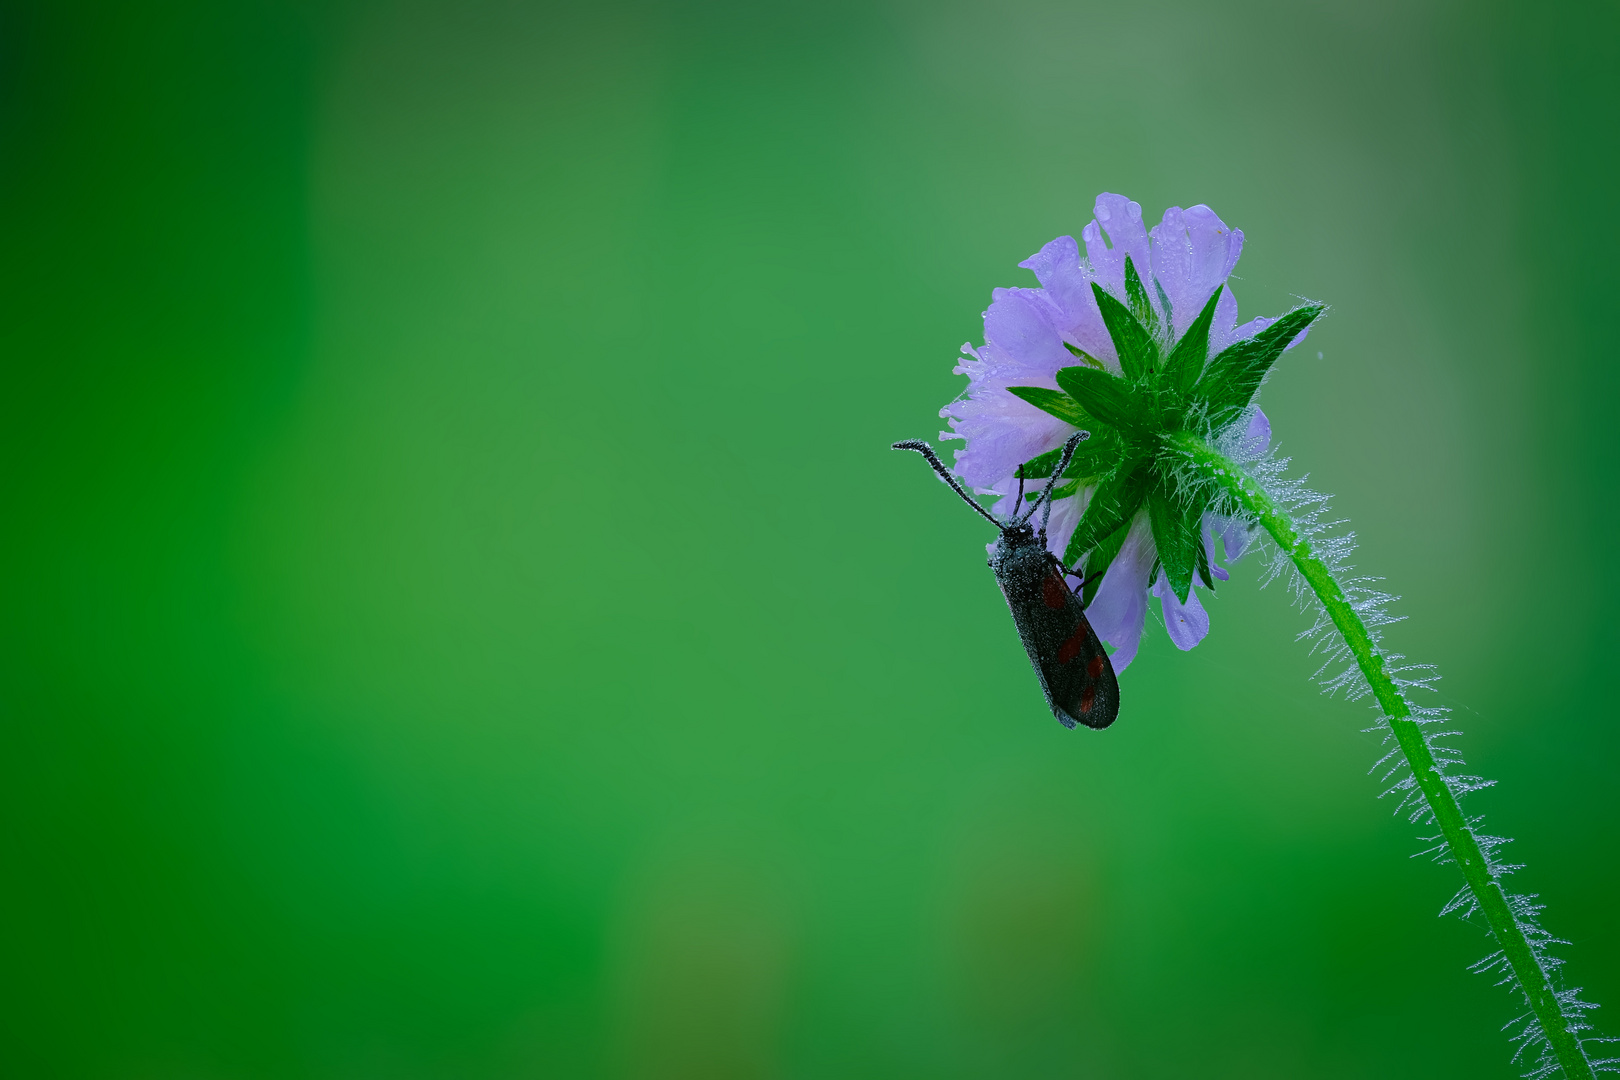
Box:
xmin=1006 ymin=255 xmax=1323 ymax=607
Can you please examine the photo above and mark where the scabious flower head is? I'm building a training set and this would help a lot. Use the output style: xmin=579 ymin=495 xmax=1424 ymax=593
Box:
xmin=941 ymin=193 xmax=1320 ymax=671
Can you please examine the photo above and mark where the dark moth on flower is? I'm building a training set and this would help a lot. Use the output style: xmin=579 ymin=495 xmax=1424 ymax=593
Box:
xmin=894 ymin=435 xmax=1121 ymax=729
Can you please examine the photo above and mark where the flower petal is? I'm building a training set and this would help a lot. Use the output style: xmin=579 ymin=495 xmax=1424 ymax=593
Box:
xmin=1152 ymin=573 xmax=1211 ymax=651
xmin=942 ymin=384 xmax=1071 ymax=492
xmin=1216 ymin=515 xmax=1260 ymax=563
xmin=1207 ymin=284 xmax=1243 ymax=354
xmin=1018 ymin=234 xmax=1090 ymax=329
xmin=1084 ymin=194 xmax=1151 ymax=299
xmin=983 ymin=287 xmax=1069 ymax=372
xmin=1085 ymin=512 xmax=1154 ymax=673
xmin=1240 ymin=406 xmax=1272 ymax=456
xmin=943 ymin=195 xmax=1267 ymax=620
xmin=1200 ymin=515 xmax=1230 ymax=581
xmin=1149 ymin=205 xmax=1243 ymax=341
xmin=942 ymin=322 xmax=1079 ymax=492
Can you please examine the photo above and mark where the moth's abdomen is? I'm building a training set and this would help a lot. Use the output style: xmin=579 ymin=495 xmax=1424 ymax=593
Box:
xmin=993 ymin=540 xmax=1120 ymax=730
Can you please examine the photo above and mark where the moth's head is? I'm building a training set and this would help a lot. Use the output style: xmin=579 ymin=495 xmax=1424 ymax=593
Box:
xmin=998 ymin=519 xmax=1036 ymax=547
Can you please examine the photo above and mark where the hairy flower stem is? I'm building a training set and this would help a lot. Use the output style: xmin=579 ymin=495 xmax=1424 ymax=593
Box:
xmin=1170 ymin=430 xmax=1593 ymax=1080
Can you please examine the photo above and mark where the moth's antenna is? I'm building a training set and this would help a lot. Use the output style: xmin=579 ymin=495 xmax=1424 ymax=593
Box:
xmin=1015 ymin=466 xmax=1026 ymax=509
xmin=892 ymin=439 xmax=1003 ymax=530
xmin=1025 ymin=431 xmax=1088 ymax=537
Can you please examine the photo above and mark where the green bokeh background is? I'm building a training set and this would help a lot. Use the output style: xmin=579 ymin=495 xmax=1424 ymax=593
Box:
xmin=3 ymin=1 xmax=1616 ymax=1076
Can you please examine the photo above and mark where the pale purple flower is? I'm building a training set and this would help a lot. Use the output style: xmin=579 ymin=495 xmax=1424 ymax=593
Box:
xmin=942 ymin=194 xmax=1303 ymax=671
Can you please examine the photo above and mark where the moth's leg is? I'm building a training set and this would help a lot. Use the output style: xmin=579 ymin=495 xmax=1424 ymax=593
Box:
xmin=1046 ymin=553 xmax=1091 ymax=592
xmin=1058 ymin=558 xmax=1102 ymax=605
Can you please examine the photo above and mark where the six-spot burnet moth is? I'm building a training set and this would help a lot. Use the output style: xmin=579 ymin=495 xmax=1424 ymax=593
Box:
xmin=893 ymin=432 xmax=1120 ymax=730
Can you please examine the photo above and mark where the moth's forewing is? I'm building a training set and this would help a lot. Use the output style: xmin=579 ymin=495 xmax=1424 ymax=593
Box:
xmin=1039 ymin=591 xmax=1120 ymax=730
xmin=991 ymin=531 xmax=1121 ymax=730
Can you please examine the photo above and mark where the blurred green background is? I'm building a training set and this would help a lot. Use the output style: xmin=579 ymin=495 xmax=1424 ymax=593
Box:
xmin=2 ymin=1 xmax=1616 ymax=1076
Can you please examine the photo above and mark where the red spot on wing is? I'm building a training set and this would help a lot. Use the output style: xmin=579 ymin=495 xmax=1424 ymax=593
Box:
xmin=1088 ymin=653 xmax=1106 ymax=678
xmin=1080 ymin=685 xmax=1096 ymax=713
xmin=1042 ymin=574 xmax=1068 ymax=609
xmin=1057 ymin=623 xmax=1088 ymax=665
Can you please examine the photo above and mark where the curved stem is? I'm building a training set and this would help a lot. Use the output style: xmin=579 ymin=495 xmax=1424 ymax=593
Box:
xmin=1170 ymin=430 xmax=1592 ymax=1080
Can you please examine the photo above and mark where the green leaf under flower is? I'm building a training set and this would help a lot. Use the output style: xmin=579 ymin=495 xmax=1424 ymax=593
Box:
xmin=1003 ymin=289 xmax=1324 ymax=593
xmin=1004 ymin=385 xmax=1093 ymax=427
xmin=1194 ymin=304 xmax=1324 ymax=426
xmin=1147 ymin=481 xmax=1210 ymax=604
xmin=1063 ymin=461 xmax=1149 ymax=568
xmin=1091 ymin=281 xmax=1159 ymax=380
xmin=1016 ymin=429 xmax=1123 ymax=480
xmin=1056 ymin=365 xmax=1141 ymax=432
xmin=1123 ymin=255 xmax=1162 ymax=342
xmin=1153 ymin=277 xmax=1175 ymax=329
xmin=1062 ymin=340 xmax=1105 ymax=369
xmin=1023 ymin=479 xmax=1079 ymax=503
xmin=1194 ymin=520 xmax=1214 ymax=591
xmin=1159 ymin=286 xmax=1223 ymax=394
